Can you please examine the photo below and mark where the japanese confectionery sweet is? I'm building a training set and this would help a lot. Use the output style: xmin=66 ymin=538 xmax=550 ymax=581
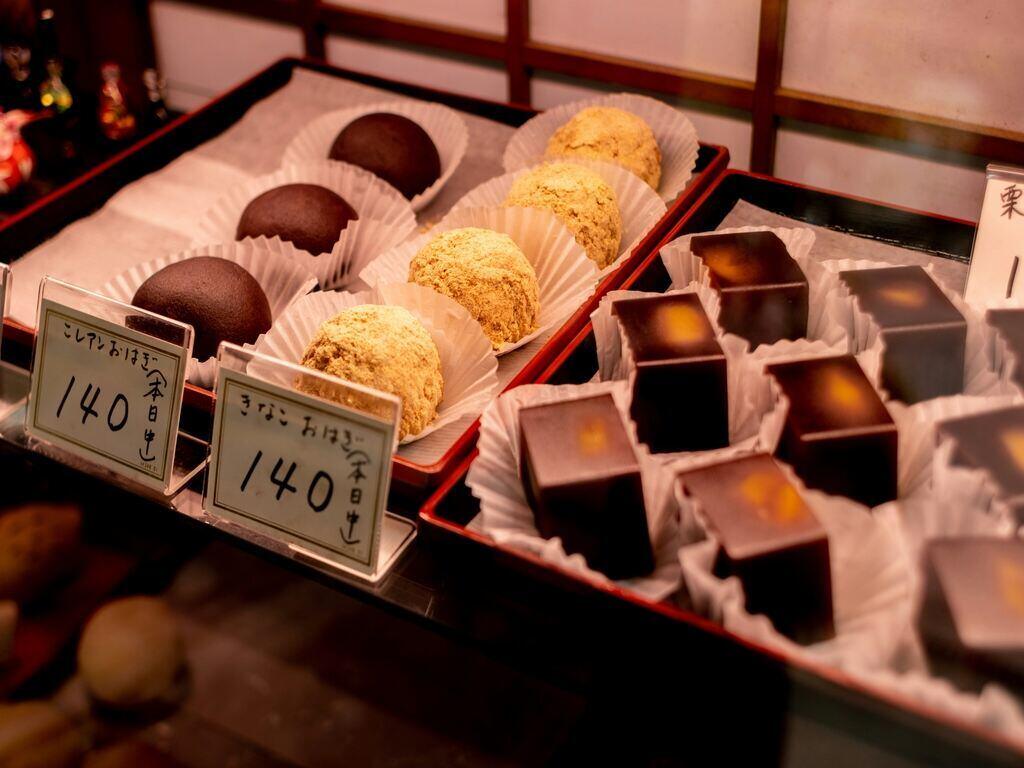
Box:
xmin=236 ymin=183 xmax=358 ymax=255
xmin=545 ymin=106 xmax=661 ymax=189
xmin=300 ymin=304 xmax=443 ymax=440
xmin=518 ymin=393 xmax=653 ymax=580
xmin=678 ymin=454 xmax=834 ymax=643
xmin=917 ymin=538 xmax=1024 ymax=692
xmin=329 ymin=113 xmax=441 ymax=200
xmin=690 ymin=231 xmax=808 ymax=348
xmin=937 ymin=405 xmax=1024 ymax=521
xmin=85 ymin=741 xmax=182 ymax=768
xmin=0 ymin=502 xmax=81 ymax=604
xmin=77 ymin=596 xmax=186 ymax=711
xmin=766 ymin=355 xmax=897 ymax=507
xmin=504 ymin=161 xmax=622 ymax=269
xmin=0 ymin=701 xmax=87 ymax=768
xmin=131 ymin=257 xmax=272 ymax=361
xmin=985 ymin=307 xmax=1024 ymax=387
xmin=409 ymin=227 xmax=539 ymax=349
xmin=612 ymin=292 xmax=728 ymax=453
xmin=839 ymin=265 xmax=966 ymax=403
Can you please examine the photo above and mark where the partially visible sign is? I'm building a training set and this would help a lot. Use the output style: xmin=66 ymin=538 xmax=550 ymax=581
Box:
xmin=27 ymin=299 xmax=187 ymax=490
xmin=966 ymin=163 xmax=1024 ymax=306
xmin=0 ymin=264 xmax=8 ymax=354
xmin=205 ymin=365 xmax=397 ymax=575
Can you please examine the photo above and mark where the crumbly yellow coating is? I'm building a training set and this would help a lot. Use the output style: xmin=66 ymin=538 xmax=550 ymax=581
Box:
xmin=300 ymin=304 xmax=444 ymax=439
xmin=409 ymin=227 xmax=540 ymax=349
xmin=545 ymin=106 xmax=661 ymax=189
xmin=505 ymin=162 xmax=622 ymax=269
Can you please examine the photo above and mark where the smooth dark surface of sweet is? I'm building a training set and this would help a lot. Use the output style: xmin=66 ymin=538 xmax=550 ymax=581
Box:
xmin=690 ymin=231 xmax=808 ymax=348
xmin=131 ymin=257 xmax=272 ymax=361
xmin=938 ymin=405 xmax=1024 ymax=519
xmin=766 ymin=355 xmax=897 ymax=506
xmin=987 ymin=308 xmax=1024 ymax=388
xmin=917 ymin=538 xmax=1024 ymax=692
xmin=236 ymin=183 xmax=357 ymax=256
xmin=612 ymin=293 xmax=728 ymax=453
xmin=329 ymin=113 xmax=441 ymax=200
xmin=840 ymin=265 xmax=965 ymax=403
xmin=519 ymin=394 xmax=653 ymax=580
xmin=679 ymin=454 xmax=834 ymax=644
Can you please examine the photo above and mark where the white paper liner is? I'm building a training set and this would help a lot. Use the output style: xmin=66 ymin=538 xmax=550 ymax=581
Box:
xmin=502 ymin=92 xmax=699 ymax=203
xmin=359 ymin=206 xmax=599 ymax=355
xmin=281 ymin=100 xmax=469 ymax=212
xmin=676 ymin=459 xmax=913 ymax=672
xmin=978 ymin=297 xmax=1024 ymax=398
xmin=467 ymin=380 xmax=682 ymax=601
xmin=659 ymin=225 xmax=848 ymax=351
xmin=824 ymin=258 xmax=1013 ymax=402
xmin=447 ymin=158 xmax=666 ymax=277
xmin=195 ymin=160 xmax=417 ymax=290
xmin=100 ymin=239 xmax=318 ymax=389
xmin=251 ymin=283 xmax=498 ymax=445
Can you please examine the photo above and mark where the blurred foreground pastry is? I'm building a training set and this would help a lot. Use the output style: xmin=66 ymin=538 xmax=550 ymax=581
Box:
xmin=85 ymin=741 xmax=181 ymax=768
xmin=0 ymin=502 xmax=81 ymax=604
xmin=77 ymin=597 xmax=186 ymax=711
xmin=0 ymin=701 xmax=87 ymax=768
xmin=545 ymin=106 xmax=661 ymax=189
xmin=409 ymin=227 xmax=539 ymax=349
xmin=301 ymin=304 xmax=444 ymax=439
xmin=505 ymin=162 xmax=622 ymax=269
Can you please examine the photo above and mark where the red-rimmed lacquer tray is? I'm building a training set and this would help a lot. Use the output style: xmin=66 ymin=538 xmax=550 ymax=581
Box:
xmin=0 ymin=57 xmax=729 ymax=506
xmin=420 ymin=170 xmax=1024 ymax=764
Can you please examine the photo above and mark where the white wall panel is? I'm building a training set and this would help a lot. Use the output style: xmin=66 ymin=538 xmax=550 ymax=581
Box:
xmin=783 ymin=0 xmax=1024 ymax=132
xmin=151 ymin=1 xmax=304 ymax=112
xmin=326 ymin=36 xmax=508 ymax=102
xmin=532 ymin=75 xmax=754 ymax=170
xmin=531 ymin=0 xmax=759 ymax=81
xmin=775 ymin=129 xmax=986 ymax=221
xmin=327 ymin=0 xmax=504 ymax=35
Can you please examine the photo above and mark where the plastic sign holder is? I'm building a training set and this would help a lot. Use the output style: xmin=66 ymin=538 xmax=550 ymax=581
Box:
xmin=966 ymin=163 xmax=1024 ymax=306
xmin=9 ymin=277 xmax=208 ymax=498
xmin=201 ymin=343 xmax=415 ymax=584
xmin=0 ymin=263 xmax=30 ymax=421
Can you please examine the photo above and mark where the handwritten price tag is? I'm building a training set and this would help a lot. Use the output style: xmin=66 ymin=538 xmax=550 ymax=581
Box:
xmin=205 ymin=365 xmax=397 ymax=575
xmin=966 ymin=163 xmax=1024 ymax=306
xmin=27 ymin=298 xmax=187 ymax=490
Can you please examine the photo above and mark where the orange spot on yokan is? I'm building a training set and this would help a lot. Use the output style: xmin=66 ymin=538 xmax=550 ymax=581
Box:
xmin=879 ymin=283 xmax=927 ymax=308
xmin=577 ymin=419 xmax=609 ymax=456
xmin=741 ymin=471 xmax=808 ymax=525
xmin=998 ymin=558 xmax=1024 ymax=616
xmin=823 ymin=367 xmax=868 ymax=412
xmin=654 ymin=303 xmax=707 ymax=346
xmin=1001 ymin=428 xmax=1024 ymax=471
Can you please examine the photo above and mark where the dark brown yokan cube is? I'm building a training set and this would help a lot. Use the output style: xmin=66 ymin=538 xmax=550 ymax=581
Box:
xmin=518 ymin=393 xmax=654 ymax=579
xmin=986 ymin=308 xmax=1024 ymax=388
xmin=612 ymin=292 xmax=728 ymax=453
xmin=839 ymin=265 xmax=966 ymax=404
xmin=766 ymin=355 xmax=897 ymax=507
xmin=678 ymin=453 xmax=834 ymax=644
xmin=690 ymin=231 xmax=808 ymax=348
xmin=937 ymin=405 xmax=1024 ymax=523
xmin=917 ymin=538 xmax=1024 ymax=693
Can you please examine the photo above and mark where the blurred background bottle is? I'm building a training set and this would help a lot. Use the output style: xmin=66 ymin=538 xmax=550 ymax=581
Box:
xmin=97 ymin=61 xmax=135 ymax=142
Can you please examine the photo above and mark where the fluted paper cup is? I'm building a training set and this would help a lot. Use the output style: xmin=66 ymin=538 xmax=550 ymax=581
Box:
xmin=449 ymin=158 xmax=666 ymax=277
xmin=195 ymin=160 xmax=416 ymax=290
xmin=251 ymin=283 xmax=497 ymax=444
xmin=281 ymin=100 xmax=469 ymax=212
xmin=359 ymin=205 xmax=599 ymax=355
xmin=101 ymin=239 xmax=317 ymax=389
xmin=503 ymin=92 xmax=699 ymax=203
xmin=467 ymin=380 xmax=682 ymax=601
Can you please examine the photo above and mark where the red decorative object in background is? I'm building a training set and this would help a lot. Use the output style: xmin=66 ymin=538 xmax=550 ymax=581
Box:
xmin=0 ymin=111 xmax=33 ymax=195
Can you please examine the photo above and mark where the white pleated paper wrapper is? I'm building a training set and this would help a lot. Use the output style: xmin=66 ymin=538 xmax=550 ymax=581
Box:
xmin=979 ymin=296 xmax=1024 ymax=398
xmin=281 ymin=100 xmax=469 ymax=212
xmin=447 ymin=158 xmax=666 ymax=277
xmin=503 ymin=92 xmax=699 ymax=204
xmin=359 ymin=206 xmax=599 ymax=355
xmin=659 ymin=225 xmax=848 ymax=350
xmin=194 ymin=160 xmax=417 ymax=290
xmin=823 ymin=258 xmax=1014 ymax=401
xmin=676 ymin=459 xmax=913 ymax=671
xmin=467 ymin=380 xmax=681 ymax=601
xmin=251 ymin=282 xmax=498 ymax=445
xmin=100 ymin=239 xmax=318 ymax=389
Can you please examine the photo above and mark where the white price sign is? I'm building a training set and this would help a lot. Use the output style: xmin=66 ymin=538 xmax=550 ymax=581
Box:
xmin=205 ymin=365 xmax=397 ymax=575
xmin=966 ymin=164 xmax=1024 ymax=306
xmin=27 ymin=298 xmax=187 ymax=490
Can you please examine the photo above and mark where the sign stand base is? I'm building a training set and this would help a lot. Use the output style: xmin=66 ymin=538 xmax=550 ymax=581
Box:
xmin=0 ymin=363 xmax=29 ymax=424
xmin=288 ymin=513 xmax=417 ymax=584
